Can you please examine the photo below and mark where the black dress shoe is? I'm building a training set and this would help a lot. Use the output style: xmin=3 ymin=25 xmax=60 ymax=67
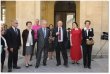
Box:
xmin=8 ymin=69 xmax=12 ymax=72
xmin=13 ymin=66 xmax=21 ymax=69
xmin=28 ymin=64 xmax=32 ymax=66
xmin=72 ymin=62 xmax=75 ymax=64
xmin=64 ymin=64 xmax=68 ymax=68
xmin=43 ymin=63 xmax=47 ymax=66
xmin=35 ymin=65 xmax=39 ymax=68
xmin=25 ymin=65 xmax=29 ymax=68
xmin=76 ymin=62 xmax=80 ymax=65
xmin=56 ymin=64 xmax=61 ymax=66
xmin=84 ymin=66 xmax=87 ymax=68
xmin=88 ymin=66 xmax=91 ymax=69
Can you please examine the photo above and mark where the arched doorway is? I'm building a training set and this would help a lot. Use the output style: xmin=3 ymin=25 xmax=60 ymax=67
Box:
xmin=54 ymin=1 xmax=76 ymax=28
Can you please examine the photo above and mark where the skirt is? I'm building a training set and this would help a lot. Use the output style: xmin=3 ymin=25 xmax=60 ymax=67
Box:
xmin=25 ymin=45 xmax=32 ymax=55
xmin=48 ymin=42 xmax=54 ymax=52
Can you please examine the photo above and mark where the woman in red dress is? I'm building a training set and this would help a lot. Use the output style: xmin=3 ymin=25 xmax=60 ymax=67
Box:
xmin=70 ymin=22 xmax=82 ymax=64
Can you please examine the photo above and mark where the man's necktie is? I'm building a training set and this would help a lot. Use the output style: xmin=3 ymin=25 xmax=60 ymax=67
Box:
xmin=44 ymin=28 xmax=46 ymax=38
xmin=58 ymin=28 xmax=61 ymax=40
xmin=15 ymin=28 xmax=18 ymax=35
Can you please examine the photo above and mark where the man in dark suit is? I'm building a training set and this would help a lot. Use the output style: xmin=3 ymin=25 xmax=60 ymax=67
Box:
xmin=6 ymin=20 xmax=21 ymax=72
xmin=52 ymin=21 xmax=68 ymax=67
xmin=35 ymin=20 xmax=50 ymax=68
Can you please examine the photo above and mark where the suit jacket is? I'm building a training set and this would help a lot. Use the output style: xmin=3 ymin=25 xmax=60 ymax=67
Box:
xmin=52 ymin=27 xmax=68 ymax=49
xmin=82 ymin=28 xmax=94 ymax=44
xmin=37 ymin=28 xmax=50 ymax=50
xmin=6 ymin=27 xmax=21 ymax=50
xmin=22 ymin=29 xmax=34 ymax=56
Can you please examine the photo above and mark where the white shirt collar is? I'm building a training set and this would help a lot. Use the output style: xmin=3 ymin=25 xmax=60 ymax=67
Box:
xmin=84 ymin=27 xmax=91 ymax=30
xmin=12 ymin=26 xmax=15 ymax=30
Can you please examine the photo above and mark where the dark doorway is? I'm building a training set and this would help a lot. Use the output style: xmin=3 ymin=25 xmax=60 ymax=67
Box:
xmin=54 ymin=1 xmax=76 ymax=28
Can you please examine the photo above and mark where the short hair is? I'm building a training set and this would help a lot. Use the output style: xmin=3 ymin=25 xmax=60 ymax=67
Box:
xmin=26 ymin=21 xmax=32 ymax=26
xmin=84 ymin=20 xmax=91 ymax=25
xmin=40 ymin=19 xmax=47 ymax=24
xmin=57 ymin=20 xmax=63 ymax=23
xmin=49 ymin=24 xmax=53 ymax=27
xmin=72 ymin=22 xmax=78 ymax=27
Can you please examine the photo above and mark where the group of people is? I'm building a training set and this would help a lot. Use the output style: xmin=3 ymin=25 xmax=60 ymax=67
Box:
xmin=1 ymin=19 xmax=94 ymax=72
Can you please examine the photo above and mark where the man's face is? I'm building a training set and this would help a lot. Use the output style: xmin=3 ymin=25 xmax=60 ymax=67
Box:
xmin=41 ymin=20 xmax=47 ymax=28
xmin=12 ymin=20 xmax=18 ymax=28
xmin=57 ymin=21 xmax=63 ymax=27
xmin=35 ymin=19 xmax=39 ymax=25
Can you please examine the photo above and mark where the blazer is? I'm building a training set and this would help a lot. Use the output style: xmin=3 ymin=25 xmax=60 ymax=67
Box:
xmin=37 ymin=28 xmax=50 ymax=50
xmin=6 ymin=27 xmax=21 ymax=50
xmin=22 ymin=29 xmax=34 ymax=56
xmin=52 ymin=27 xmax=68 ymax=49
xmin=82 ymin=28 xmax=94 ymax=44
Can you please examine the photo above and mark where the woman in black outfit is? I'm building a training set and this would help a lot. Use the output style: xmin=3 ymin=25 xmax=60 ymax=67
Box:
xmin=1 ymin=25 xmax=8 ymax=72
xmin=22 ymin=21 xmax=34 ymax=68
xmin=82 ymin=20 xmax=94 ymax=69
xmin=47 ymin=24 xmax=55 ymax=60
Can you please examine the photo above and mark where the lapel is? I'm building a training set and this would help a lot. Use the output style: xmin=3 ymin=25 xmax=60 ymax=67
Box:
xmin=11 ymin=27 xmax=17 ymax=36
xmin=45 ymin=28 xmax=48 ymax=38
xmin=40 ymin=28 xmax=44 ymax=38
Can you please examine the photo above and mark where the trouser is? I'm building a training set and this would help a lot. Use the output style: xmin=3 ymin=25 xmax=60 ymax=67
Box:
xmin=56 ymin=42 xmax=68 ymax=65
xmin=8 ymin=49 xmax=18 ymax=70
xmin=82 ymin=44 xmax=92 ymax=67
xmin=30 ymin=39 xmax=37 ymax=61
xmin=1 ymin=50 xmax=5 ymax=72
xmin=36 ymin=46 xmax=48 ymax=66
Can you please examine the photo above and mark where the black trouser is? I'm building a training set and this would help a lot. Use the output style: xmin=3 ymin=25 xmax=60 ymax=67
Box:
xmin=56 ymin=42 xmax=68 ymax=65
xmin=30 ymin=40 xmax=37 ymax=61
xmin=36 ymin=46 xmax=48 ymax=66
xmin=82 ymin=44 xmax=92 ymax=67
xmin=1 ymin=50 xmax=6 ymax=72
xmin=8 ymin=49 xmax=18 ymax=70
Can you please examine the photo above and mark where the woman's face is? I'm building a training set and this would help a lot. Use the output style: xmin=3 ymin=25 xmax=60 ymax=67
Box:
xmin=50 ymin=25 xmax=53 ymax=29
xmin=27 ymin=23 xmax=32 ymax=29
xmin=72 ymin=23 xmax=77 ymax=28
xmin=85 ymin=22 xmax=90 ymax=28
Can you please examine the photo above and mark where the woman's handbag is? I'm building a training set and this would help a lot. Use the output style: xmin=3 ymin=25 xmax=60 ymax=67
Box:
xmin=86 ymin=39 xmax=94 ymax=45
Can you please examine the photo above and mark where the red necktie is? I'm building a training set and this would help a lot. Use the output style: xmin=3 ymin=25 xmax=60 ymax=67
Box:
xmin=59 ymin=28 xmax=61 ymax=40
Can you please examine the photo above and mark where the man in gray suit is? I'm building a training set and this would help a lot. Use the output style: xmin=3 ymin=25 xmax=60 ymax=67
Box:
xmin=35 ymin=20 xmax=50 ymax=68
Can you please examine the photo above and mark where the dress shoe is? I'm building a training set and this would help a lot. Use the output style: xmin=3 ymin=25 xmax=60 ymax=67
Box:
xmin=64 ymin=64 xmax=68 ymax=68
xmin=25 ymin=65 xmax=29 ymax=68
xmin=72 ymin=62 xmax=75 ymax=64
xmin=28 ymin=64 xmax=32 ymax=66
xmin=76 ymin=62 xmax=80 ymax=65
xmin=88 ymin=66 xmax=91 ymax=69
xmin=8 ymin=69 xmax=12 ymax=72
xmin=43 ymin=63 xmax=47 ymax=66
xmin=56 ymin=64 xmax=61 ymax=66
xmin=84 ymin=66 xmax=87 ymax=68
xmin=13 ymin=66 xmax=21 ymax=69
xmin=35 ymin=65 xmax=39 ymax=68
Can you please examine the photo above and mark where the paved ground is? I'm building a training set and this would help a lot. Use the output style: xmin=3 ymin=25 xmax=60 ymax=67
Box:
xmin=2 ymin=54 xmax=109 ymax=73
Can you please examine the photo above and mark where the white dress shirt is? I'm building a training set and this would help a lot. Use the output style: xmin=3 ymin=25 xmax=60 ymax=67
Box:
xmin=42 ymin=28 xmax=46 ymax=38
xmin=26 ymin=29 xmax=33 ymax=46
xmin=84 ymin=27 xmax=89 ymax=36
xmin=12 ymin=26 xmax=18 ymax=34
xmin=58 ymin=27 xmax=63 ymax=42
